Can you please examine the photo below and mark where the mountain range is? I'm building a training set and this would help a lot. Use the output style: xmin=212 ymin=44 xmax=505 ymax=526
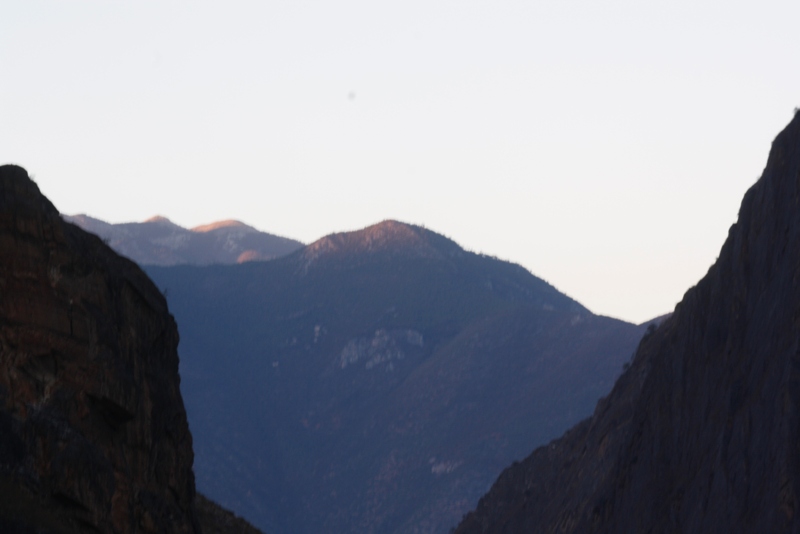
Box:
xmin=453 ymin=113 xmax=800 ymax=532
xmin=4 ymin=111 xmax=798 ymax=534
xmin=64 ymin=214 xmax=303 ymax=266
xmin=144 ymin=219 xmax=651 ymax=533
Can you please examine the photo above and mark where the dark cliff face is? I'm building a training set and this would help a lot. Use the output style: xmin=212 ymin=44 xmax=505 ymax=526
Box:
xmin=0 ymin=165 xmax=198 ymax=533
xmin=455 ymin=114 xmax=800 ymax=533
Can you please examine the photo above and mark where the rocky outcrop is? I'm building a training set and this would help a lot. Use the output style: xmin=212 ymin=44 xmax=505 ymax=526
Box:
xmin=0 ymin=165 xmax=198 ymax=533
xmin=455 ymin=114 xmax=800 ymax=533
xmin=296 ymin=220 xmax=464 ymax=274
xmin=339 ymin=329 xmax=424 ymax=371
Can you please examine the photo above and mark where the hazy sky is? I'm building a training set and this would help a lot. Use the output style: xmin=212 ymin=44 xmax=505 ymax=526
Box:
xmin=3 ymin=1 xmax=799 ymax=323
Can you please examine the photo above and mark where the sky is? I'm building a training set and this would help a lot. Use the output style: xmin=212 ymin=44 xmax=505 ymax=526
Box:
xmin=2 ymin=1 xmax=800 ymax=324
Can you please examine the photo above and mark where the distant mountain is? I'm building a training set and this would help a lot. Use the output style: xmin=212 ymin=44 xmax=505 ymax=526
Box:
xmin=64 ymin=213 xmax=303 ymax=266
xmin=453 ymin=116 xmax=800 ymax=532
xmin=146 ymin=219 xmax=651 ymax=534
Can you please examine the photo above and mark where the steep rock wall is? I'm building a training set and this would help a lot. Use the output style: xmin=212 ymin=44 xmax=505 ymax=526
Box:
xmin=0 ymin=165 xmax=198 ymax=533
xmin=455 ymin=113 xmax=800 ymax=533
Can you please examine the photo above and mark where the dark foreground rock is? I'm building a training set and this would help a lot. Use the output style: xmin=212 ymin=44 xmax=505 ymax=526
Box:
xmin=195 ymin=493 xmax=263 ymax=534
xmin=455 ymin=114 xmax=800 ymax=533
xmin=0 ymin=165 xmax=199 ymax=533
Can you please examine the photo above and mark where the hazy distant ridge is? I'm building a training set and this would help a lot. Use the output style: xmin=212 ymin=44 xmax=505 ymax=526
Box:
xmin=64 ymin=214 xmax=303 ymax=266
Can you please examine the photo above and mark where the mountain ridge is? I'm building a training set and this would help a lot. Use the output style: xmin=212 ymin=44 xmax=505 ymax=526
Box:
xmin=64 ymin=213 xmax=303 ymax=266
xmin=296 ymin=220 xmax=464 ymax=269
xmin=191 ymin=219 xmax=256 ymax=233
xmin=146 ymin=217 xmax=648 ymax=533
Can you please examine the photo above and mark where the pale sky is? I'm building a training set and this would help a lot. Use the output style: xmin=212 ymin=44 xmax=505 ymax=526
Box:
xmin=3 ymin=1 xmax=799 ymax=324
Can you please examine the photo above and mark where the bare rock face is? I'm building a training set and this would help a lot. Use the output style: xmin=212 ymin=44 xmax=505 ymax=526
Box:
xmin=0 ymin=165 xmax=198 ymax=533
xmin=454 ymin=114 xmax=800 ymax=533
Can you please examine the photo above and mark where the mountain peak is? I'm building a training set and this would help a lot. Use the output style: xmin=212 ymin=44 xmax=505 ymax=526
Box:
xmin=346 ymin=220 xmax=438 ymax=249
xmin=191 ymin=219 xmax=255 ymax=233
xmin=144 ymin=215 xmax=179 ymax=226
xmin=298 ymin=220 xmax=463 ymax=270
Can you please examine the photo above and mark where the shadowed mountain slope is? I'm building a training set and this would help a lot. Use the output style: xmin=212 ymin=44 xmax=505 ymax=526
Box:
xmin=455 ymin=114 xmax=800 ymax=533
xmin=65 ymin=214 xmax=302 ymax=266
xmin=146 ymin=220 xmax=650 ymax=534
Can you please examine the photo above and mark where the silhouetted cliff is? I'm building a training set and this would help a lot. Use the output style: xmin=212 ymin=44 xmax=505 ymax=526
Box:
xmin=0 ymin=165 xmax=199 ymax=533
xmin=455 ymin=114 xmax=800 ymax=533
